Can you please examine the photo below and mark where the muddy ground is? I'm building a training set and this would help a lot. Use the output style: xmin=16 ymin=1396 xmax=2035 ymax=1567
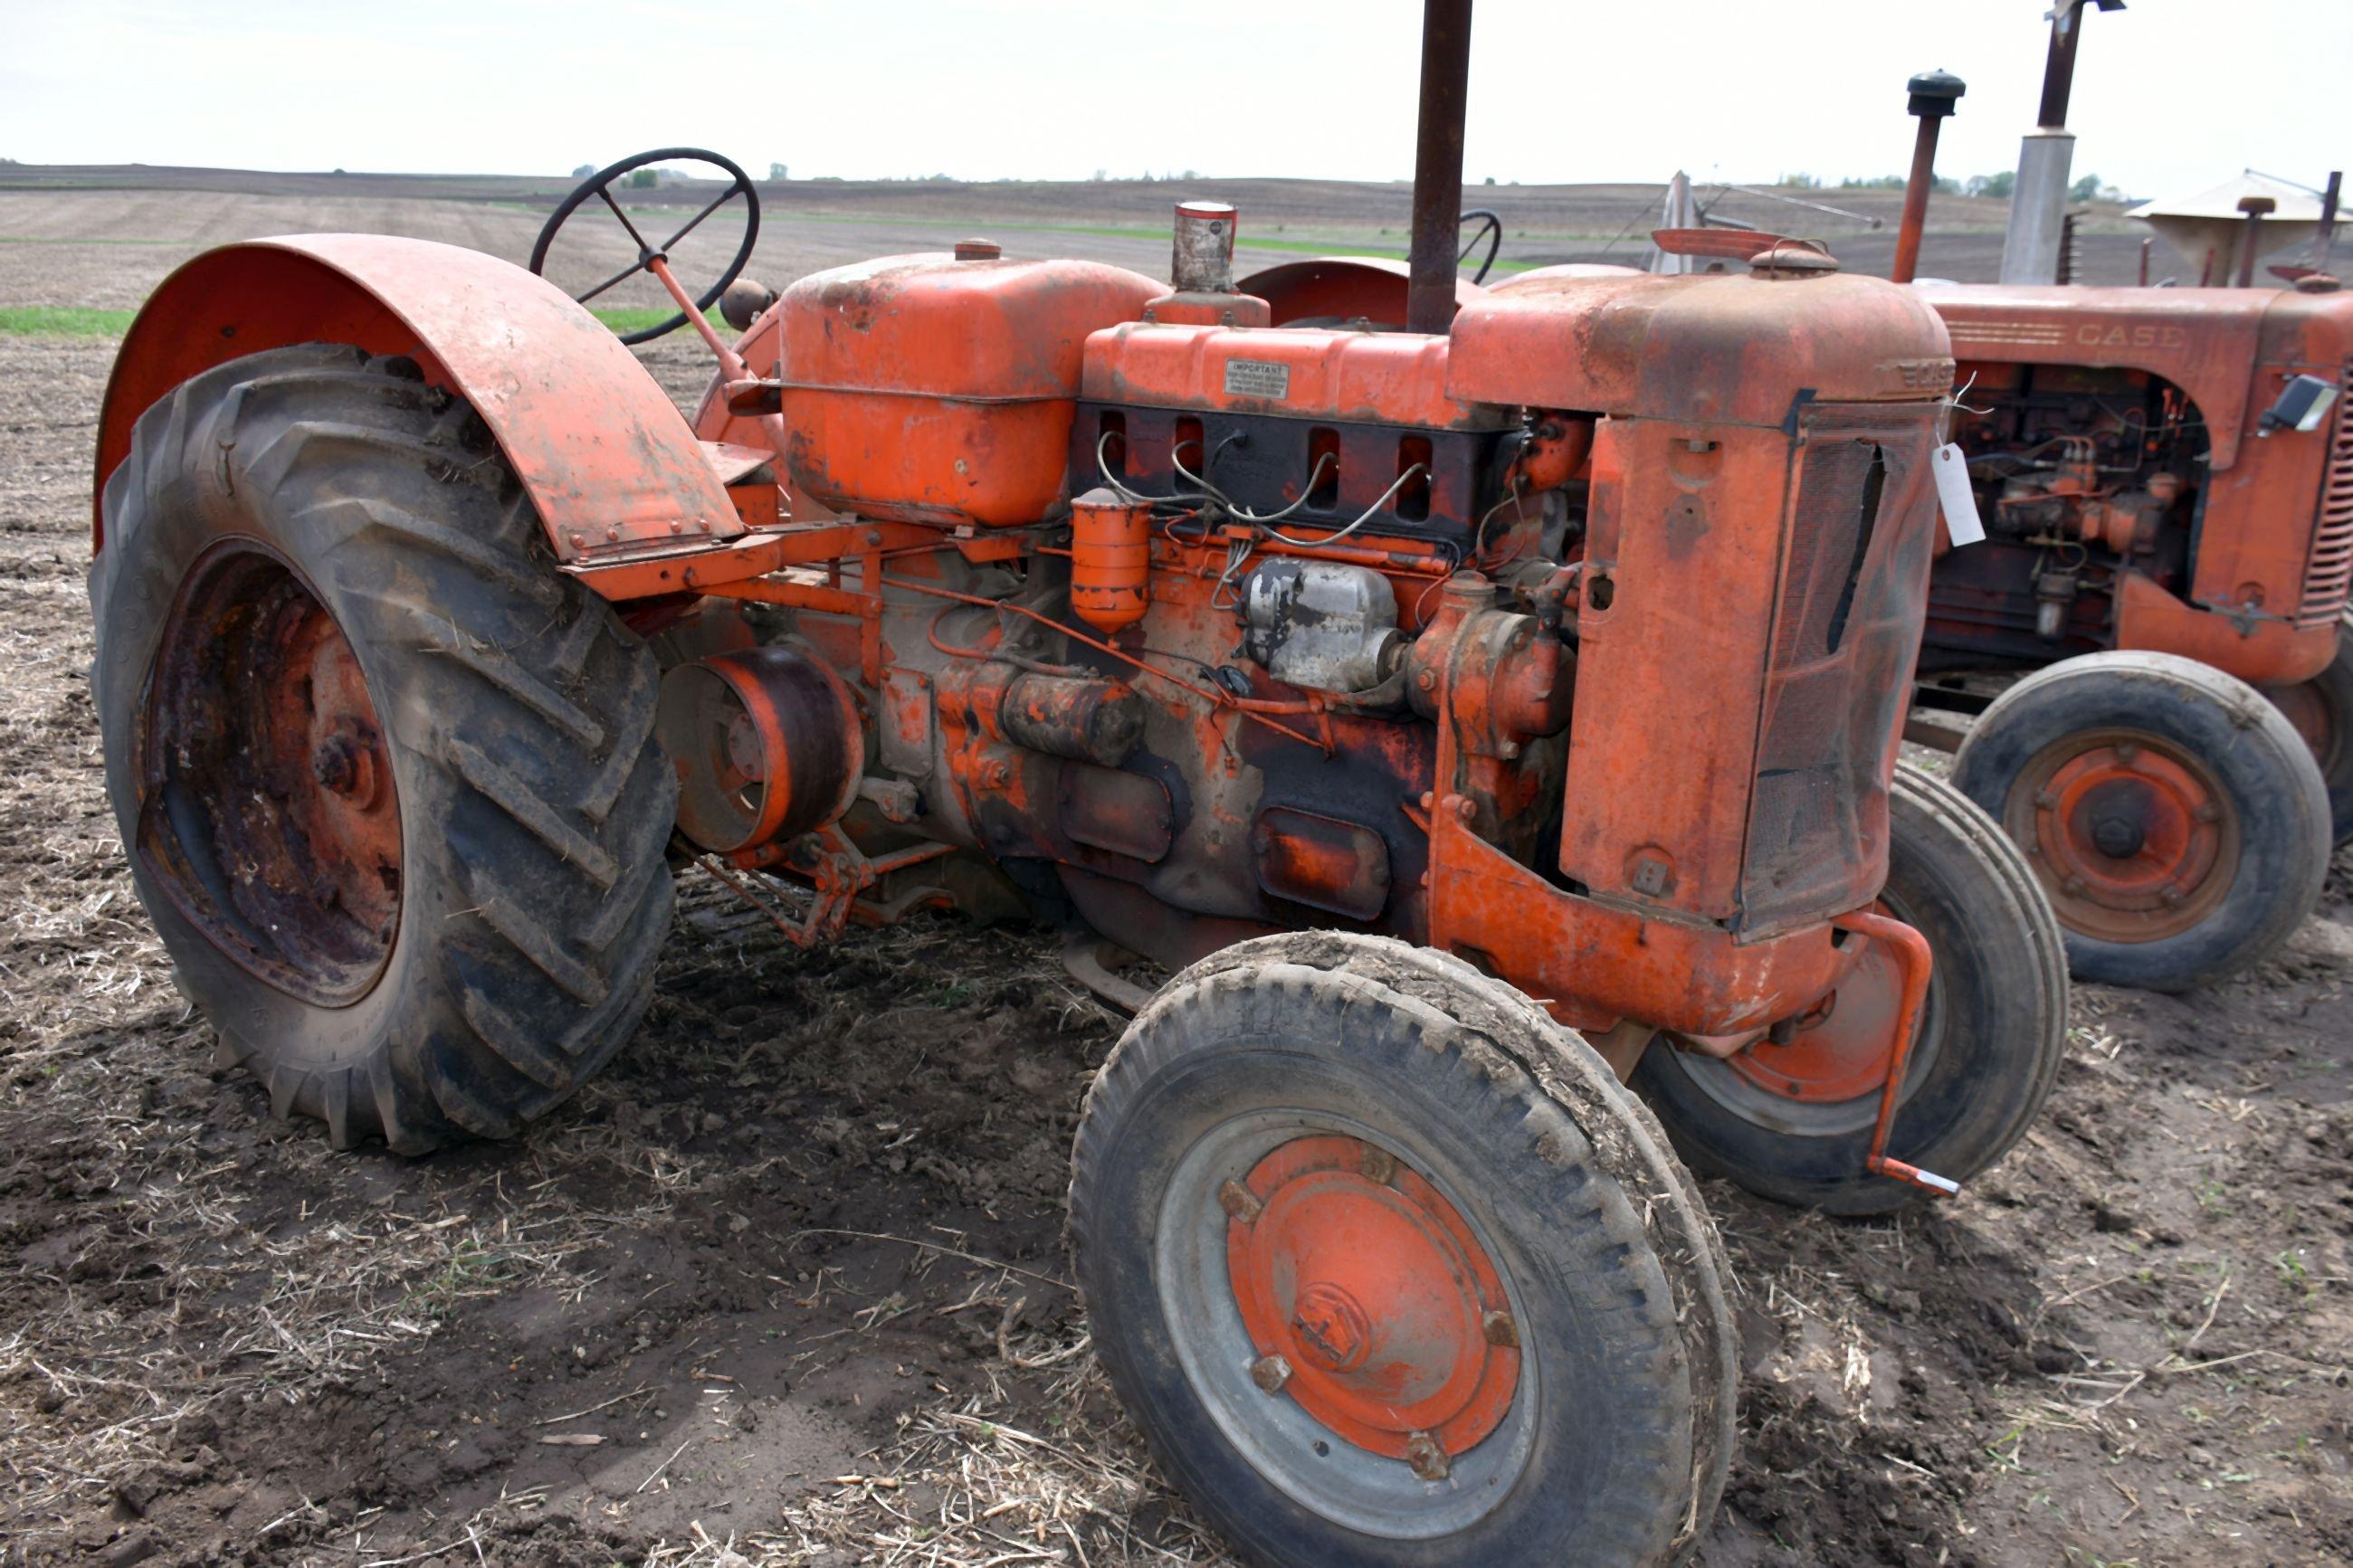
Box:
xmin=2 ymin=190 xmax=2349 ymax=1566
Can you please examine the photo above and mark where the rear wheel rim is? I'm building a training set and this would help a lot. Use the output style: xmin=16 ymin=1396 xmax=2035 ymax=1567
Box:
xmin=1157 ymin=1110 xmax=1535 ymax=1538
xmin=139 ymin=539 xmax=402 ymax=1006
xmin=2006 ymin=728 xmax=2238 ymax=944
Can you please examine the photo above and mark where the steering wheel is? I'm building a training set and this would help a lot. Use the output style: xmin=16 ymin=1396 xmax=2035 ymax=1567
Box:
xmin=1458 ymin=209 xmax=1504 ymax=284
xmin=530 ymin=147 xmax=761 ymax=346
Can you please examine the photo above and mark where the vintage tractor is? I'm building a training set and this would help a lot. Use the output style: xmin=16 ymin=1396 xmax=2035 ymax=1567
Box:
xmin=86 ymin=5 xmax=2064 ymax=1560
xmin=1252 ymin=177 xmax=2352 ymax=1001
xmin=1902 ymin=280 xmax=2349 ymax=991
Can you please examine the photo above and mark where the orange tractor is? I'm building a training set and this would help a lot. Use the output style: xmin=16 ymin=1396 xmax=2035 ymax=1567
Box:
xmin=87 ymin=4 xmax=2063 ymax=1560
xmin=1909 ymin=279 xmax=2349 ymax=991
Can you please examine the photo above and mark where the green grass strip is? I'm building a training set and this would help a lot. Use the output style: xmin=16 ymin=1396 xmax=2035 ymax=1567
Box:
xmin=0 ymin=305 xmax=137 ymax=336
xmin=588 ymin=304 xmax=729 ymax=334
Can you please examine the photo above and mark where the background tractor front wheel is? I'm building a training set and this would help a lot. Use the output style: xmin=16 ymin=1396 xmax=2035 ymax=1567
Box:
xmin=1954 ymin=651 xmax=2330 ymax=991
xmin=1634 ymin=765 xmax=2068 ymax=1216
xmin=90 ymin=345 xmax=678 ymax=1153
xmin=1071 ymin=932 xmax=1735 ymax=1567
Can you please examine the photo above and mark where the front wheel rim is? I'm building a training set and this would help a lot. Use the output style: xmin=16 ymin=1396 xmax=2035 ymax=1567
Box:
xmin=1156 ymin=1109 xmax=1537 ymax=1539
xmin=1674 ymin=897 xmax=1945 ymax=1138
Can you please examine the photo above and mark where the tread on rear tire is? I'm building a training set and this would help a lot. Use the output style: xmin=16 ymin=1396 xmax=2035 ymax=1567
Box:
xmin=90 ymin=344 xmax=676 ymax=1153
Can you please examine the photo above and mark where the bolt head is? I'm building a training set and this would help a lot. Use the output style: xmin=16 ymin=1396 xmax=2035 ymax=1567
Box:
xmin=1218 ymin=1179 xmax=1263 ymax=1224
xmin=1404 ymin=1430 xmax=1451 ymax=1481
xmin=1481 ymin=1310 xmax=1519 ymax=1349
xmin=1250 ymin=1354 xmax=1291 ymax=1393
xmin=1358 ymin=1146 xmax=1397 ymax=1186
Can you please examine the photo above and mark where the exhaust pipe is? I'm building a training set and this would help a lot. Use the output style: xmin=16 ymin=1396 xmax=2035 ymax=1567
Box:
xmin=1891 ymin=70 xmax=1964 ymax=285
xmin=1406 ymin=0 xmax=1473 ymax=334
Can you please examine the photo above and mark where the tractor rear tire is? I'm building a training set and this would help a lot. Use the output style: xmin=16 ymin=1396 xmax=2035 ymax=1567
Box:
xmin=1071 ymin=932 xmax=1735 ymax=1567
xmin=90 ymin=345 xmax=677 ymax=1153
xmin=1633 ymin=765 xmax=2068 ymax=1216
xmin=2264 ymin=615 xmax=2353 ymax=847
xmin=1953 ymin=651 xmax=2329 ymax=990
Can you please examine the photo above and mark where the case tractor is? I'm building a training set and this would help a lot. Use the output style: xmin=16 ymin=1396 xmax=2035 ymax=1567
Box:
xmin=1907 ymin=275 xmax=2349 ymax=992
xmin=86 ymin=4 xmax=2065 ymax=1561
xmin=1251 ymin=75 xmax=2352 ymax=999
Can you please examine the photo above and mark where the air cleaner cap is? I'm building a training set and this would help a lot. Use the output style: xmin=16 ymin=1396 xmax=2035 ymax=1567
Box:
xmin=1749 ymin=239 xmax=1840 ymax=279
xmin=1906 ymin=68 xmax=1965 ymax=119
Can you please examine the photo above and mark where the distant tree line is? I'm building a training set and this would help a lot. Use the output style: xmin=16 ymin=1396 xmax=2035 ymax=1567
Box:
xmin=1774 ymin=168 xmax=2126 ymax=203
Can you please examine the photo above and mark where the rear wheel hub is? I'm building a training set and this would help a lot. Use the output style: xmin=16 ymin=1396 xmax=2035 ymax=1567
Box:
xmin=1225 ymin=1136 xmax=1519 ymax=1462
xmin=141 ymin=542 xmax=402 ymax=1006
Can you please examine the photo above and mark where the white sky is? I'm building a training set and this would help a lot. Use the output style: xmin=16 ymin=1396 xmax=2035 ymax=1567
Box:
xmin=1 ymin=1 xmax=2344 ymax=200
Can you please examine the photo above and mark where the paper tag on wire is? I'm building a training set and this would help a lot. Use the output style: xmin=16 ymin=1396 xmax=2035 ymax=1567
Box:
xmin=1929 ymin=442 xmax=1984 ymax=546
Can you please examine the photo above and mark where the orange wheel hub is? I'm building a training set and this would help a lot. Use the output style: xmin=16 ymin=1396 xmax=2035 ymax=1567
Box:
xmin=1723 ymin=924 xmax=1903 ymax=1104
xmin=2015 ymin=734 xmax=2237 ymax=943
xmin=1225 ymin=1136 xmax=1519 ymax=1462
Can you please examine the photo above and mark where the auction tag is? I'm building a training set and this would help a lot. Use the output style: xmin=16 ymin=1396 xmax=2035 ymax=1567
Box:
xmin=1929 ymin=442 xmax=1984 ymax=546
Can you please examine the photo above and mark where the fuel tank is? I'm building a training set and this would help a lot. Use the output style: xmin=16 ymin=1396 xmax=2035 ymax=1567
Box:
xmin=777 ymin=252 xmax=1160 ymax=527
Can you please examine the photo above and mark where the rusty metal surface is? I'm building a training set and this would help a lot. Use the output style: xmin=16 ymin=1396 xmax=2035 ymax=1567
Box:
xmin=999 ymin=674 xmax=1146 ymax=767
xmin=1252 ymin=807 xmax=1392 ymax=922
xmin=93 ymin=236 xmax=738 ymax=560
xmin=1056 ymin=765 xmax=1175 ymax=864
xmin=1450 ymin=269 xmax=1955 ymax=424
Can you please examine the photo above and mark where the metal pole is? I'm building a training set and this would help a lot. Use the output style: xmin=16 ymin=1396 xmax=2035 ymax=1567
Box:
xmin=2001 ymin=2 xmax=2122 ymax=285
xmin=1407 ymin=0 xmax=1472 ymax=335
xmin=2320 ymin=171 xmax=2342 ymax=271
xmin=1892 ymin=70 xmax=1964 ymax=285
xmin=2235 ymin=195 xmax=2275 ymax=289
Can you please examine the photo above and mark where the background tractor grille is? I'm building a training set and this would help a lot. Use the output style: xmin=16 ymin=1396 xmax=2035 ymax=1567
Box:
xmin=2300 ymin=356 xmax=2353 ymax=628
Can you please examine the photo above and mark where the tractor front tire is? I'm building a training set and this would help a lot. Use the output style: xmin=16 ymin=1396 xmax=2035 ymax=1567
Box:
xmin=90 ymin=345 xmax=677 ymax=1153
xmin=1634 ymin=765 xmax=2068 ymax=1216
xmin=1071 ymin=932 xmax=1735 ymax=1567
xmin=1954 ymin=651 xmax=2329 ymax=990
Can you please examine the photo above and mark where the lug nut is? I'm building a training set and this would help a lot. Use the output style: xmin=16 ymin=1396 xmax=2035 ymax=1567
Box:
xmin=1250 ymin=1354 xmax=1291 ymax=1393
xmin=1404 ymin=1430 xmax=1451 ymax=1481
xmin=1481 ymin=1310 xmax=1519 ymax=1348
xmin=1358 ymin=1147 xmax=1397 ymax=1185
xmin=1218 ymin=1179 xmax=1263 ymax=1223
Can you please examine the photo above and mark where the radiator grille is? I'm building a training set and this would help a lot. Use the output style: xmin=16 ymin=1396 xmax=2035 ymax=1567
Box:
xmin=1739 ymin=407 xmax=1939 ymax=935
xmin=2301 ymin=357 xmax=2353 ymax=627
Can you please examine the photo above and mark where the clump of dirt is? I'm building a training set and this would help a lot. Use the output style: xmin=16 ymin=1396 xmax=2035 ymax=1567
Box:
xmin=4 ymin=330 xmax=2349 ymax=1567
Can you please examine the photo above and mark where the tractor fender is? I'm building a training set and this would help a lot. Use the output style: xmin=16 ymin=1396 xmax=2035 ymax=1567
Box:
xmin=92 ymin=234 xmax=739 ymax=563
xmin=1234 ymin=256 xmax=1486 ymax=329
